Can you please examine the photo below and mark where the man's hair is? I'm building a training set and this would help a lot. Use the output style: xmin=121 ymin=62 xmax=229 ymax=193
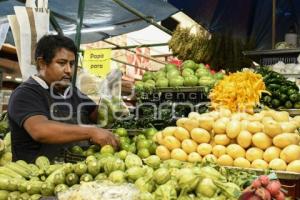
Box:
xmin=35 ymin=34 xmax=77 ymax=69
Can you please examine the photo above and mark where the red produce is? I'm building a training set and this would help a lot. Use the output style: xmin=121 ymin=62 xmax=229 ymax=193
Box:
xmin=255 ymin=187 xmax=271 ymax=200
xmin=252 ymin=178 xmax=262 ymax=189
xmin=259 ymin=175 xmax=270 ymax=187
xmin=275 ymin=191 xmax=285 ymax=200
xmin=239 ymin=186 xmax=255 ymax=200
xmin=266 ymin=180 xmax=281 ymax=197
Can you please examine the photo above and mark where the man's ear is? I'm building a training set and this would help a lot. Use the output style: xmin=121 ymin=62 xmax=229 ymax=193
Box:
xmin=36 ymin=57 xmax=46 ymax=70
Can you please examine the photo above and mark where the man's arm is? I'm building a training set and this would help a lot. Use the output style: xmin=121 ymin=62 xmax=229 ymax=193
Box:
xmin=24 ymin=115 xmax=119 ymax=148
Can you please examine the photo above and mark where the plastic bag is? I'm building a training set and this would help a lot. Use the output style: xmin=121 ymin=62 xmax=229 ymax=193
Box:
xmin=97 ymin=69 xmax=129 ymax=127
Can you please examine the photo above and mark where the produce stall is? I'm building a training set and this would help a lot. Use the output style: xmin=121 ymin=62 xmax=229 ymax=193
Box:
xmin=2 ymin=1 xmax=300 ymax=200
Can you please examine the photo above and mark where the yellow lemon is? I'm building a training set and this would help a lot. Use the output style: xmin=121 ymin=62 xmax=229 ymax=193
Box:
xmin=245 ymin=147 xmax=264 ymax=162
xmin=162 ymin=126 xmax=177 ymax=137
xmin=252 ymin=132 xmax=272 ymax=150
xmin=181 ymin=139 xmax=198 ymax=154
xmin=237 ymin=130 xmax=252 ymax=148
xmin=176 ymin=117 xmax=189 ymax=128
xmin=251 ymin=159 xmax=268 ymax=169
xmin=263 ymin=146 xmax=281 ymax=163
xmin=197 ymin=143 xmax=212 ymax=156
xmin=187 ymin=152 xmax=202 ymax=163
xmin=212 ymin=145 xmax=226 ymax=158
xmin=162 ymin=136 xmax=181 ymax=150
xmin=217 ymin=155 xmax=233 ymax=166
xmin=226 ymin=144 xmax=246 ymax=159
xmin=269 ymin=158 xmax=287 ymax=171
xmin=234 ymin=157 xmax=251 ymax=168
xmin=214 ymin=134 xmax=230 ymax=146
xmin=190 ymin=128 xmax=211 ymax=143
xmin=226 ymin=120 xmax=241 ymax=139
xmin=184 ymin=119 xmax=199 ymax=132
xmin=156 ymin=145 xmax=170 ymax=160
xmin=171 ymin=148 xmax=187 ymax=161
xmin=174 ymin=127 xmax=190 ymax=141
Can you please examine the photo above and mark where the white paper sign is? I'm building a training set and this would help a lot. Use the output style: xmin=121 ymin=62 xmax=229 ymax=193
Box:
xmin=0 ymin=20 xmax=9 ymax=50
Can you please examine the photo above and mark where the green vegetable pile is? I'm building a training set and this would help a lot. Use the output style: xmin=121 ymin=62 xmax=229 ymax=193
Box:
xmin=256 ymin=67 xmax=300 ymax=109
xmin=135 ymin=60 xmax=224 ymax=92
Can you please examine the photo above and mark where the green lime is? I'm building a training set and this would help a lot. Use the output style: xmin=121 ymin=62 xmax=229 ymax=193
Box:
xmin=137 ymin=148 xmax=150 ymax=159
xmin=149 ymin=142 xmax=157 ymax=155
xmin=114 ymin=128 xmax=128 ymax=137
xmin=143 ymin=128 xmax=157 ymax=138
xmin=120 ymin=137 xmax=131 ymax=145
xmin=121 ymin=142 xmax=131 ymax=151
xmin=71 ymin=145 xmax=84 ymax=155
xmin=100 ymin=145 xmax=115 ymax=155
xmin=136 ymin=135 xmax=146 ymax=142
xmin=127 ymin=144 xmax=136 ymax=153
xmin=136 ymin=139 xmax=151 ymax=150
xmin=118 ymin=150 xmax=128 ymax=160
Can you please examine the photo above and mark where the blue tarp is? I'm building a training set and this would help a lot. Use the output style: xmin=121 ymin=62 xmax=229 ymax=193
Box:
xmin=168 ymin=0 xmax=299 ymax=49
xmin=1 ymin=0 xmax=178 ymax=44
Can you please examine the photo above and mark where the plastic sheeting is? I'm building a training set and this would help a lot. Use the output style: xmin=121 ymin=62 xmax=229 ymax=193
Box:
xmin=1 ymin=0 xmax=178 ymax=44
xmin=168 ymin=0 xmax=300 ymax=49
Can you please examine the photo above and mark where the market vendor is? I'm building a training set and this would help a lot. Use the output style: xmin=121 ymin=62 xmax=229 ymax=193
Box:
xmin=7 ymin=35 xmax=119 ymax=163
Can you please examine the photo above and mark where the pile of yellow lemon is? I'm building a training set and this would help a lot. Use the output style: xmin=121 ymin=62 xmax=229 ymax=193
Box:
xmin=154 ymin=108 xmax=300 ymax=173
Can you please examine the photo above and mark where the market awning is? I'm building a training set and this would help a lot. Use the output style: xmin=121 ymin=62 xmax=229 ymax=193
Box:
xmin=1 ymin=0 xmax=178 ymax=44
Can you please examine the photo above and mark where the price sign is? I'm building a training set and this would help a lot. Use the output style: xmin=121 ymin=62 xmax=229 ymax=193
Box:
xmin=83 ymin=49 xmax=112 ymax=78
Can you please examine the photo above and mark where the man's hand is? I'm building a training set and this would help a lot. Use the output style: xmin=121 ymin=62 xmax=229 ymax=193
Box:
xmin=90 ymin=128 xmax=120 ymax=150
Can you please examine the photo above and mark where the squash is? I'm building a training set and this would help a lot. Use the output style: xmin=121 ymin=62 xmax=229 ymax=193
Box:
xmin=273 ymin=133 xmax=300 ymax=148
xmin=226 ymin=120 xmax=241 ymax=139
xmin=280 ymin=122 xmax=297 ymax=133
xmin=280 ymin=145 xmax=300 ymax=163
xmin=263 ymin=120 xmax=282 ymax=138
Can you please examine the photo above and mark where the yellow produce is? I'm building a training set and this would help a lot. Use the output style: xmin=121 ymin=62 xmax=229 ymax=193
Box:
xmin=280 ymin=144 xmax=300 ymax=163
xmin=181 ymin=139 xmax=198 ymax=154
xmin=262 ymin=116 xmax=274 ymax=124
xmin=212 ymin=145 xmax=226 ymax=158
xmin=249 ymin=113 xmax=264 ymax=122
xmin=214 ymin=134 xmax=231 ymax=146
xmin=203 ymin=154 xmax=217 ymax=163
xmin=171 ymin=148 xmax=187 ymax=161
xmin=207 ymin=111 xmax=220 ymax=120
xmin=247 ymin=121 xmax=263 ymax=134
xmin=231 ymin=113 xmax=243 ymax=121
xmin=272 ymin=111 xmax=289 ymax=122
xmin=162 ymin=126 xmax=177 ymax=137
xmin=234 ymin=157 xmax=251 ymax=168
xmin=163 ymin=136 xmax=181 ymax=150
xmin=174 ymin=127 xmax=190 ymax=141
xmin=263 ymin=146 xmax=281 ymax=162
xmin=187 ymin=152 xmax=202 ymax=163
xmin=251 ymin=159 xmax=268 ymax=169
xmin=219 ymin=108 xmax=232 ymax=118
xmin=263 ymin=120 xmax=282 ymax=138
xmin=286 ymin=160 xmax=300 ymax=173
xmin=197 ymin=143 xmax=212 ymax=156
xmin=154 ymin=131 xmax=164 ymax=144
xmin=237 ymin=130 xmax=252 ymax=148
xmin=240 ymin=120 xmax=250 ymax=131
xmin=213 ymin=118 xmax=229 ymax=134
xmin=156 ymin=145 xmax=171 ymax=160
xmin=190 ymin=128 xmax=210 ymax=143
xmin=252 ymin=132 xmax=272 ymax=150
xmin=226 ymin=120 xmax=241 ymax=139
xmin=184 ymin=119 xmax=199 ymax=132
xmin=217 ymin=155 xmax=233 ymax=166
xmin=209 ymin=71 xmax=268 ymax=113
xmin=280 ymin=122 xmax=297 ymax=133
xmin=226 ymin=144 xmax=246 ymax=159
xmin=188 ymin=112 xmax=201 ymax=120
xmin=273 ymin=133 xmax=300 ymax=149
xmin=245 ymin=147 xmax=264 ymax=162
xmin=293 ymin=116 xmax=300 ymax=126
xmin=198 ymin=116 xmax=214 ymax=131
xmin=176 ymin=117 xmax=189 ymax=127
xmin=269 ymin=158 xmax=287 ymax=171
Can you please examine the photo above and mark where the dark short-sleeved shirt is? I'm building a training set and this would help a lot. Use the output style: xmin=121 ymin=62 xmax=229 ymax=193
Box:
xmin=7 ymin=76 xmax=96 ymax=163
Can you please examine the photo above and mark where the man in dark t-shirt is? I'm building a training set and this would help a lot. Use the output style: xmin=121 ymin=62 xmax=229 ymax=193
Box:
xmin=7 ymin=35 xmax=119 ymax=163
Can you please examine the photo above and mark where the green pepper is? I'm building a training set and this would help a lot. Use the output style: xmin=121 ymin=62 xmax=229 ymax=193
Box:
xmin=279 ymin=94 xmax=288 ymax=103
